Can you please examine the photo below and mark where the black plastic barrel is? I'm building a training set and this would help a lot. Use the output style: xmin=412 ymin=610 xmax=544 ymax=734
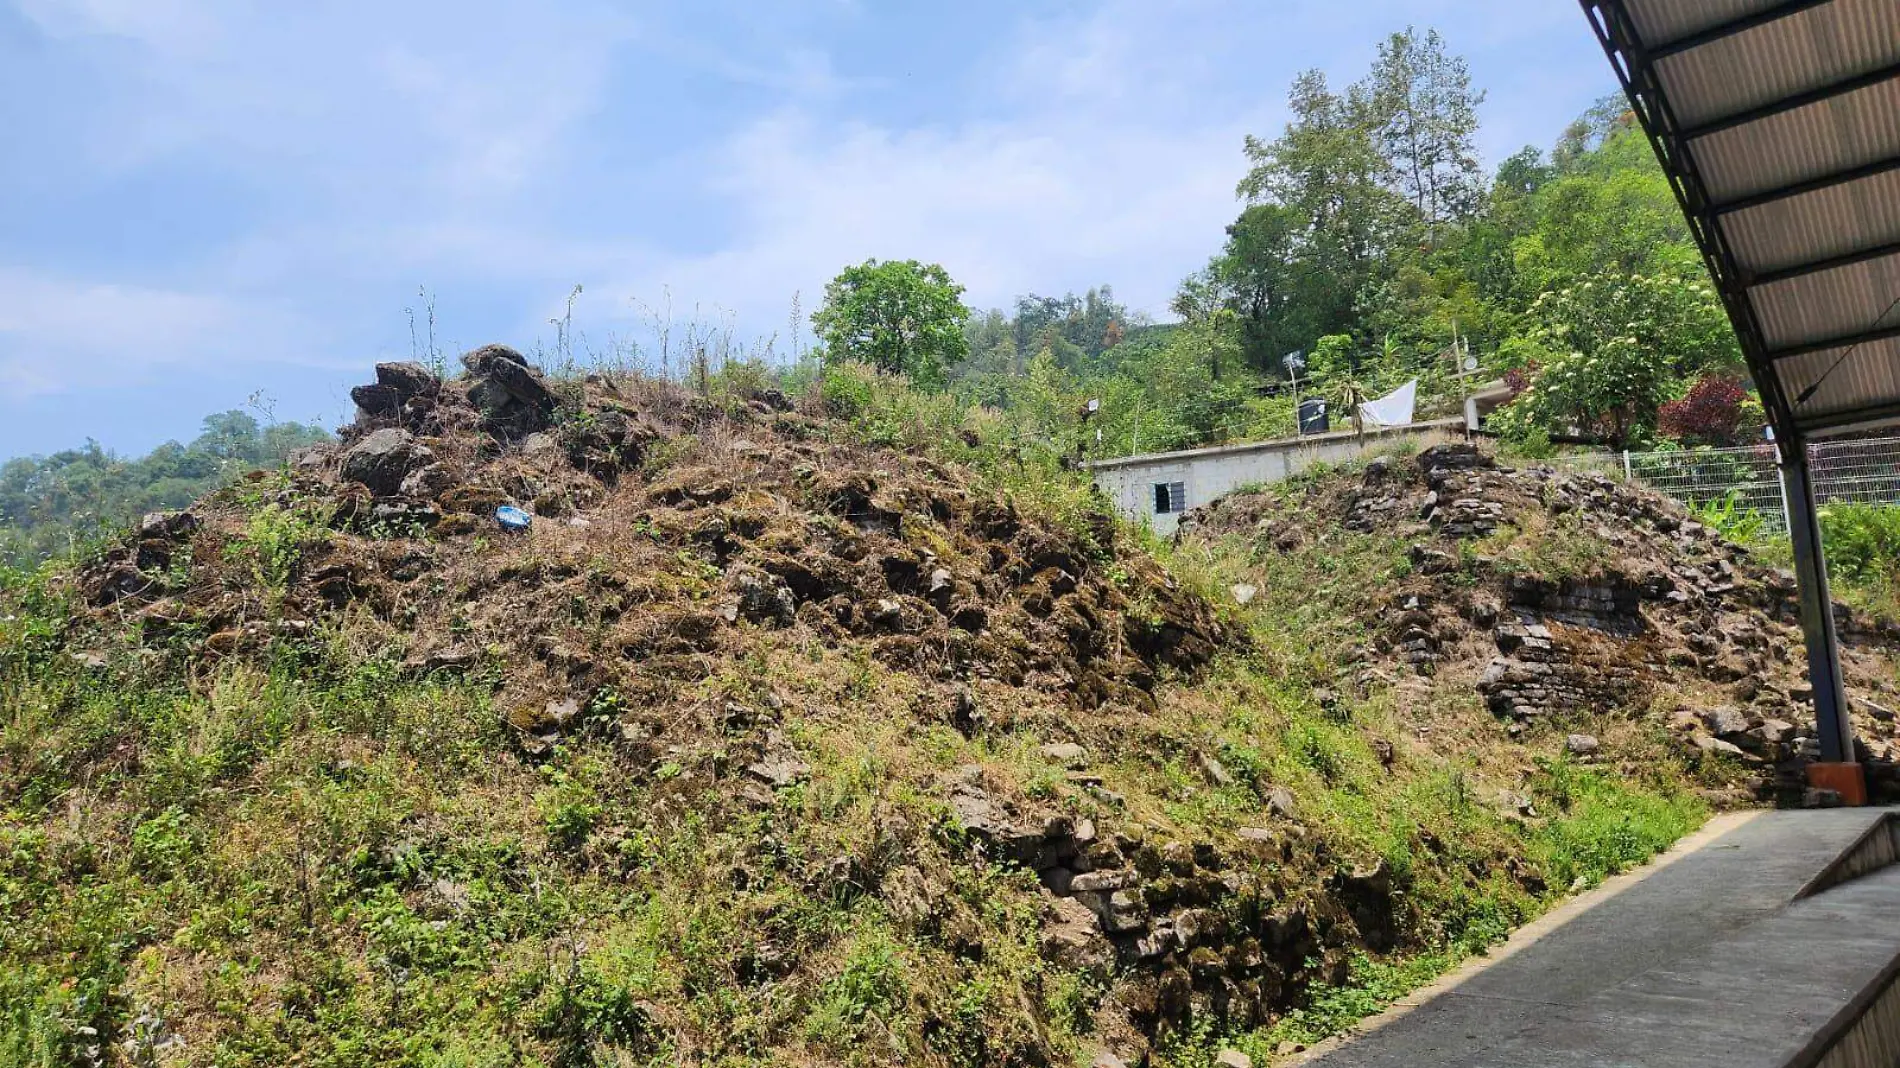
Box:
xmin=1298 ymin=397 xmax=1329 ymax=435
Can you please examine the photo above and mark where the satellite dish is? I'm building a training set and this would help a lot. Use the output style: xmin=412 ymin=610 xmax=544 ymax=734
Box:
xmin=1462 ymin=355 xmax=1479 ymax=373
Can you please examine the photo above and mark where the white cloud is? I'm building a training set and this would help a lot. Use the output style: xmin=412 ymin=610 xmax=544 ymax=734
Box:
xmin=573 ymin=110 xmax=1250 ymax=352
xmin=579 ymin=2 xmax=1277 ymax=344
xmin=0 ymin=0 xmax=1617 ymax=434
xmin=12 ymin=0 xmax=222 ymax=53
xmin=0 ymin=267 xmax=336 ymax=395
xmin=15 ymin=0 xmax=636 ymax=206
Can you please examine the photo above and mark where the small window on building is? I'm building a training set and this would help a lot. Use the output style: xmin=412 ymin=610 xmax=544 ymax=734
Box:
xmin=1153 ymin=481 xmax=1186 ymax=515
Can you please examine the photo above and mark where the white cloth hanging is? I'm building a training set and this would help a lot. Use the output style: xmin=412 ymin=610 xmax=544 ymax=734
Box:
xmin=1359 ymin=378 xmax=1417 ymax=428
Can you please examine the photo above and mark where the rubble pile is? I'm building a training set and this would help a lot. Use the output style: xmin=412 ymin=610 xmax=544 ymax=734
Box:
xmin=54 ymin=347 xmax=1299 ymax=1059
xmin=1184 ymin=443 xmax=1900 ymax=806
xmin=944 ymin=762 xmax=1394 ymax=1042
xmin=85 ymin=348 xmax=1223 ymax=739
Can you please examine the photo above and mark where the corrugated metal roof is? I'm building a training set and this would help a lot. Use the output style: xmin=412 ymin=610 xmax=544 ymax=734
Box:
xmin=1777 ymin=336 xmax=1900 ymax=427
xmin=1656 ymin=0 xmax=1897 ymax=126
xmin=1692 ymin=79 xmax=1900 ymax=202
xmin=1753 ymin=256 xmax=1900 ymax=349
xmin=1584 ymin=0 xmax=1900 ymax=440
xmin=1724 ymin=166 xmax=1900 ymax=275
xmin=1623 ymin=0 xmax=1781 ymax=47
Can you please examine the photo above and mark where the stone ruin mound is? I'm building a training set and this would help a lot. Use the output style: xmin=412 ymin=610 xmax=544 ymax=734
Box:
xmin=84 ymin=347 xmax=1225 ymax=737
xmin=1181 ymin=443 xmax=1900 ymax=807
xmin=64 ymin=363 xmax=1900 ymax=1063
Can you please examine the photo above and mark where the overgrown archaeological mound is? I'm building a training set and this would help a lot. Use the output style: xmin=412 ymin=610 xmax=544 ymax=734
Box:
xmin=5 ymin=350 xmax=1257 ymax=1068
xmin=84 ymin=349 xmax=1220 ymax=744
xmin=4 ymin=356 xmax=1865 ymax=1068
xmin=1180 ymin=443 xmax=1900 ymax=806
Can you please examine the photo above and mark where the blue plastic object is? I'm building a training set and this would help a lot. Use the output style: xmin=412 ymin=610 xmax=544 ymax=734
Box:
xmin=495 ymin=505 xmax=533 ymax=532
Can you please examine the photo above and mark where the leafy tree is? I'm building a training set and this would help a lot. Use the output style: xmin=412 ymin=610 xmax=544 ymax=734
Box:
xmin=1087 ymin=318 xmax=1268 ymax=454
xmin=1364 ymin=27 xmax=1486 ymax=241
xmin=1493 ymin=271 xmax=1738 ymax=448
xmin=1234 ymin=69 xmax=1408 ymax=363
xmin=1206 ymin=204 xmax=1317 ymax=370
xmin=1551 ymin=95 xmax=1631 ymax=173
xmin=813 ymin=259 xmax=970 ymax=388
xmin=1 ymin=411 xmax=329 ymax=567
xmin=1510 ymin=128 xmax=1699 ymax=292
xmin=1008 ymin=287 xmax=1130 ymax=371
xmin=1308 ymin=334 xmax=1358 ymax=383
xmin=1494 ymin=147 xmax=1554 ymax=199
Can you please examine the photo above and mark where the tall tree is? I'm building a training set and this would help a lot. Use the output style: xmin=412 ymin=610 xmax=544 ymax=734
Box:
xmin=1007 ymin=286 xmax=1130 ymax=370
xmin=1364 ymin=27 xmax=1486 ymax=241
xmin=813 ymin=259 xmax=970 ymax=388
xmin=1552 ymin=94 xmax=1631 ymax=173
xmin=1234 ymin=70 xmax=1406 ymax=365
xmin=1205 ymin=203 xmax=1313 ymax=370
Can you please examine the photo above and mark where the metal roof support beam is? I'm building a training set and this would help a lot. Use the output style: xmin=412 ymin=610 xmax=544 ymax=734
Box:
xmin=1746 ymin=241 xmax=1900 ymax=287
xmin=1579 ymin=0 xmax=1804 ymax=432
xmin=1712 ymin=154 xmax=1900 ymax=216
xmin=1782 ymin=447 xmax=1854 ymax=763
xmin=1679 ymin=60 xmax=1900 ymax=141
xmin=1800 ymin=399 xmax=1900 ymax=434
xmin=1649 ymin=0 xmax=1831 ymax=60
xmin=1768 ymin=322 xmax=1900 ymax=362
xmin=1583 ymin=0 xmax=1868 ymax=795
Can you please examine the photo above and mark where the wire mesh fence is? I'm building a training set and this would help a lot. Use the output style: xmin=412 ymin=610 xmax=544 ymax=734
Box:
xmin=1626 ymin=444 xmax=1788 ymax=532
xmin=1550 ymin=436 xmax=1900 ymax=535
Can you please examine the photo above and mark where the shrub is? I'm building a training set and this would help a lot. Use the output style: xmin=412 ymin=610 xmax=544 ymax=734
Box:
xmin=1690 ymin=491 xmax=1767 ymax=545
xmin=1820 ymin=502 xmax=1900 ymax=583
xmin=225 ymin=493 xmax=330 ymax=606
xmin=1659 ymin=376 xmax=1751 ymax=446
xmin=804 ymin=931 xmax=904 ymax=1043
xmin=818 ymin=362 xmax=879 ymax=422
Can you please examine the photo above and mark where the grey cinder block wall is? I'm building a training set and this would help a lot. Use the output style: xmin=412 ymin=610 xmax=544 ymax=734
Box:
xmin=1089 ymin=420 xmax=1465 ymax=534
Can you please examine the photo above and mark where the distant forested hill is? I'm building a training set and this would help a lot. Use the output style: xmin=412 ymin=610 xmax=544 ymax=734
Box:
xmin=0 ymin=411 xmax=329 ymax=568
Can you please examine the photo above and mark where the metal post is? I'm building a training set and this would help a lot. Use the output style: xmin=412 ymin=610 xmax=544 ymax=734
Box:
xmin=1775 ymin=454 xmax=1795 ymax=537
xmin=1782 ymin=443 xmax=1854 ymax=763
xmin=1623 ymin=450 xmax=1633 ymax=480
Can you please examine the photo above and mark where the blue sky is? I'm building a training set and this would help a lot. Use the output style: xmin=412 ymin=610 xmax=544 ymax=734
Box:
xmin=0 ymin=0 xmax=1616 ymax=459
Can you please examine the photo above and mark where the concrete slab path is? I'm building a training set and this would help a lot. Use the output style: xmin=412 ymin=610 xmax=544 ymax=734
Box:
xmin=1297 ymin=809 xmax=1900 ymax=1068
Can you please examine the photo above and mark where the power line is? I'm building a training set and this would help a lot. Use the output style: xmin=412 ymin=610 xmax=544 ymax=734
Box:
xmin=1794 ymin=292 xmax=1900 ymax=407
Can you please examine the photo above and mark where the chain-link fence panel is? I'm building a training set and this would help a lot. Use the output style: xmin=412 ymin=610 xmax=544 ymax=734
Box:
xmin=1547 ymin=437 xmax=1900 ymax=536
xmin=1808 ymin=437 xmax=1900 ymax=511
xmin=1628 ymin=444 xmax=1787 ymax=532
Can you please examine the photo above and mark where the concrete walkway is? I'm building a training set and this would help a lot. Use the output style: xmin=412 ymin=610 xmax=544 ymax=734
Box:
xmin=1298 ymin=809 xmax=1900 ymax=1068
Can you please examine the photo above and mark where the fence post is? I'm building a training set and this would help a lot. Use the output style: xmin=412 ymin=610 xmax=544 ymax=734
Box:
xmin=1776 ymin=447 xmax=1795 ymax=535
xmin=1622 ymin=450 xmax=1632 ymax=480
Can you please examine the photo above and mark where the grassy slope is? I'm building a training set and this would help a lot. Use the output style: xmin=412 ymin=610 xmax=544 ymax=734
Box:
xmin=1145 ymin=460 xmax=1713 ymax=1062
xmin=2 ymin=379 xmax=1715 ymax=1068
